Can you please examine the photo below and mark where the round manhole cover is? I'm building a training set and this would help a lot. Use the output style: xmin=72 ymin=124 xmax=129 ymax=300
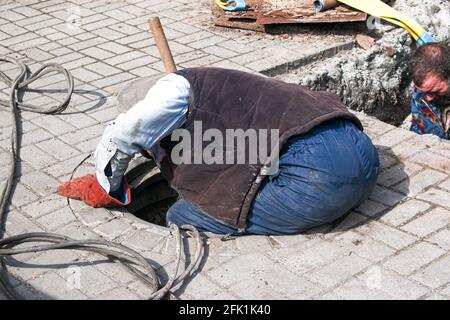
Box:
xmin=125 ymin=156 xmax=179 ymax=226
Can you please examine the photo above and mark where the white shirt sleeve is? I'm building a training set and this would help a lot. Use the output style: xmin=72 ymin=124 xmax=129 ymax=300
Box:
xmin=95 ymin=73 xmax=190 ymax=193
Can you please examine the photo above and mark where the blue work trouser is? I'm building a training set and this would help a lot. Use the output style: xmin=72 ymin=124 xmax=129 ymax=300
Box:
xmin=166 ymin=119 xmax=380 ymax=235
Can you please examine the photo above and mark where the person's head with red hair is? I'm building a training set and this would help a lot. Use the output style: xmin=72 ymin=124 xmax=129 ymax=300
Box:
xmin=410 ymin=43 xmax=450 ymax=106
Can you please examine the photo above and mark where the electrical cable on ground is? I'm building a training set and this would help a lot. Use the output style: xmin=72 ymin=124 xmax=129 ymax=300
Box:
xmin=0 ymin=56 xmax=204 ymax=300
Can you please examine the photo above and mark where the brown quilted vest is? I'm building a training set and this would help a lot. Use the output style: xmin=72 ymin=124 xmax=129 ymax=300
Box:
xmin=155 ymin=67 xmax=363 ymax=229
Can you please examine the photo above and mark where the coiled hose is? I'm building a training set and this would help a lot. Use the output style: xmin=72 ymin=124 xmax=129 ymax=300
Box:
xmin=0 ymin=56 xmax=204 ymax=300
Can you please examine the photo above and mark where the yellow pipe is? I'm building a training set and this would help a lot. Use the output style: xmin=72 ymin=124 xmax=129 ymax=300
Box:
xmin=337 ymin=0 xmax=431 ymax=43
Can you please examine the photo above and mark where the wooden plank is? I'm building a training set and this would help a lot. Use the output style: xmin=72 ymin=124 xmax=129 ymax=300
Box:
xmin=212 ymin=0 xmax=367 ymax=31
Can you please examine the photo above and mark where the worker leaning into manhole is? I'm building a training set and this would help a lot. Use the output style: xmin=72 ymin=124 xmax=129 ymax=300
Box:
xmin=407 ymin=43 xmax=450 ymax=140
xmin=58 ymin=67 xmax=380 ymax=235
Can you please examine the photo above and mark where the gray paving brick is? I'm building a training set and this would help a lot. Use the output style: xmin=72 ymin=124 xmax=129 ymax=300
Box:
xmin=67 ymin=36 xmax=107 ymax=52
xmin=176 ymin=30 xmax=215 ymax=45
xmin=401 ymin=207 xmax=450 ymax=237
xmin=37 ymin=206 xmax=77 ymax=231
xmin=203 ymin=237 xmax=240 ymax=257
xmin=379 ymin=153 xmax=400 ymax=170
xmin=203 ymin=45 xmax=239 ymax=59
xmin=412 ymin=255 xmax=450 ymax=289
xmin=127 ymin=279 xmax=158 ymax=299
xmin=20 ymin=170 xmax=60 ymax=197
xmin=74 ymin=31 xmax=98 ymax=41
xmin=267 ymin=238 xmax=347 ymax=276
xmin=103 ymin=8 xmax=136 ymax=21
xmin=331 ymin=278 xmax=393 ymax=300
xmin=330 ymin=212 xmax=368 ymax=233
xmin=410 ymin=150 xmax=450 ymax=173
xmin=369 ymin=185 xmax=405 ymax=207
xmin=13 ymin=6 xmax=41 ymax=17
xmin=37 ymin=138 xmax=81 ymax=161
xmin=104 ymin=50 xmax=147 ymax=66
xmin=425 ymin=293 xmax=448 ymax=300
xmin=75 ymin=136 xmax=102 ymax=153
xmin=334 ymin=230 xmax=395 ymax=262
xmin=1 ymin=23 xmax=28 ymax=36
xmin=211 ymin=252 xmax=321 ymax=298
xmin=228 ymin=278 xmax=289 ymax=299
xmin=373 ymin=128 xmax=415 ymax=149
xmin=44 ymin=153 xmax=91 ymax=178
xmin=94 ymin=287 xmax=140 ymax=300
xmin=356 ymin=199 xmax=388 ymax=218
xmin=70 ymin=66 xmax=104 ymax=82
xmin=84 ymin=61 xmax=121 ymax=77
xmin=26 ymin=271 xmax=88 ymax=299
xmin=417 ymin=188 xmax=450 ymax=208
xmin=59 ymin=123 xmax=104 ymax=145
xmin=31 ymin=115 xmax=75 ymax=135
xmin=383 ymin=242 xmax=445 ymax=275
xmin=21 ymin=193 xmax=67 ymax=219
xmin=48 ymin=51 xmax=84 ymax=65
xmin=24 ymin=17 xmax=63 ymax=32
xmin=75 ymin=206 xmax=114 ymax=228
xmin=93 ymin=260 xmax=138 ymax=285
xmin=4 ymin=210 xmax=43 ymax=236
xmin=93 ymin=219 xmax=133 ymax=240
xmin=358 ymin=221 xmax=418 ymax=250
xmin=179 ymin=54 xmax=222 ymax=68
xmin=305 ymin=255 xmax=371 ymax=288
xmin=440 ymin=285 xmax=450 ymax=298
xmin=82 ymin=17 xmax=117 ymax=31
xmin=21 ymin=47 xmax=54 ymax=61
xmin=80 ymin=46 xmax=116 ymax=60
xmin=428 ymin=143 xmax=450 ymax=159
xmin=265 ymin=234 xmax=311 ymax=249
xmin=57 ymin=221 xmax=99 ymax=241
xmin=440 ymin=179 xmax=450 ymax=192
xmin=378 ymin=162 xmax=422 ymax=187
xmin=129 ymin=66 xmax=160 ymax=77
xmin=20 ymin=144 xmax=59 ymax=169
xmin=1 ymin=9 xmax=27 ymax=22
xmin=116 ymin=55 xmax=158 ymax=70
xmin=91 ymin=27 xmax=126 ymax=41
xmin=96 ymin=42 xmax=132 ymax=55
xmin=394 ymin=169 xmax=448 ymax=196
xmin=121 ymin=229 xmax=164 ymax=252
xmin=380 ymin=199 xmax=431 ymax=227
xmin=116 ymin=31 xmax=150 ymax=46
xmin=0 ymin=32 xmax=39 ymax=47
xmin=8 ymin=249 xmax=81 ymax=281
xmin=427 ymin=228 xmax=450 ymax=250
xmin=355 ymin=267 xmax=428 ymax=299
xmin=89 ymin=71 xmax=135 ymax=89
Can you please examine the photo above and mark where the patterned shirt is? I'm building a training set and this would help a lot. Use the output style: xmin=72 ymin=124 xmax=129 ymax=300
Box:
xmin=410 ymin=88 xmax=450 ymax=140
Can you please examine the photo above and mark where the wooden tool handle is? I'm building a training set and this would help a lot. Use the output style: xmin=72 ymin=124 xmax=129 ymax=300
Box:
xmin=148 ymin=16 xmax=177 ymax=73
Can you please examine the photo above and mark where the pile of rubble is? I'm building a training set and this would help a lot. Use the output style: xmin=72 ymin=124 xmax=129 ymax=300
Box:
xmin=277 ymin=0 xmax=450 ymax=125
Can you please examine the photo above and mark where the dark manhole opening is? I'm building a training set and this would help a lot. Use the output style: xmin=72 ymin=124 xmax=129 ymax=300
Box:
xmin=125 ymin=156 xmax=178 ymax=226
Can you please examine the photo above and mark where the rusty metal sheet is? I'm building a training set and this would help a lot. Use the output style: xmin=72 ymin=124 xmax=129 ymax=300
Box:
xmin=212 ymin=0 xmax=367 ymax=31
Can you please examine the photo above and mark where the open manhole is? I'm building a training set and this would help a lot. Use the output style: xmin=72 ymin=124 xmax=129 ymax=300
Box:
xmin=124 ymin=156 xmax=178 ymax=226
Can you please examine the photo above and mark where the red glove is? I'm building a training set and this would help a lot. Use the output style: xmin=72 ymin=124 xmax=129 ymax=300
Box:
xmin=57 ymin=174 xmax=131 ymax=207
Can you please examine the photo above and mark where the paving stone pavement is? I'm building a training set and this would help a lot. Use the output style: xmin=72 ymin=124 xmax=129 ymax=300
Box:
xmin=1 ymin=0 xmax=449 ymax=300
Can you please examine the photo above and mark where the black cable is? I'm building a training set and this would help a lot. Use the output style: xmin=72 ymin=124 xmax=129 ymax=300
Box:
xmin=0 ymin=57 xmax=204 ymax=300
